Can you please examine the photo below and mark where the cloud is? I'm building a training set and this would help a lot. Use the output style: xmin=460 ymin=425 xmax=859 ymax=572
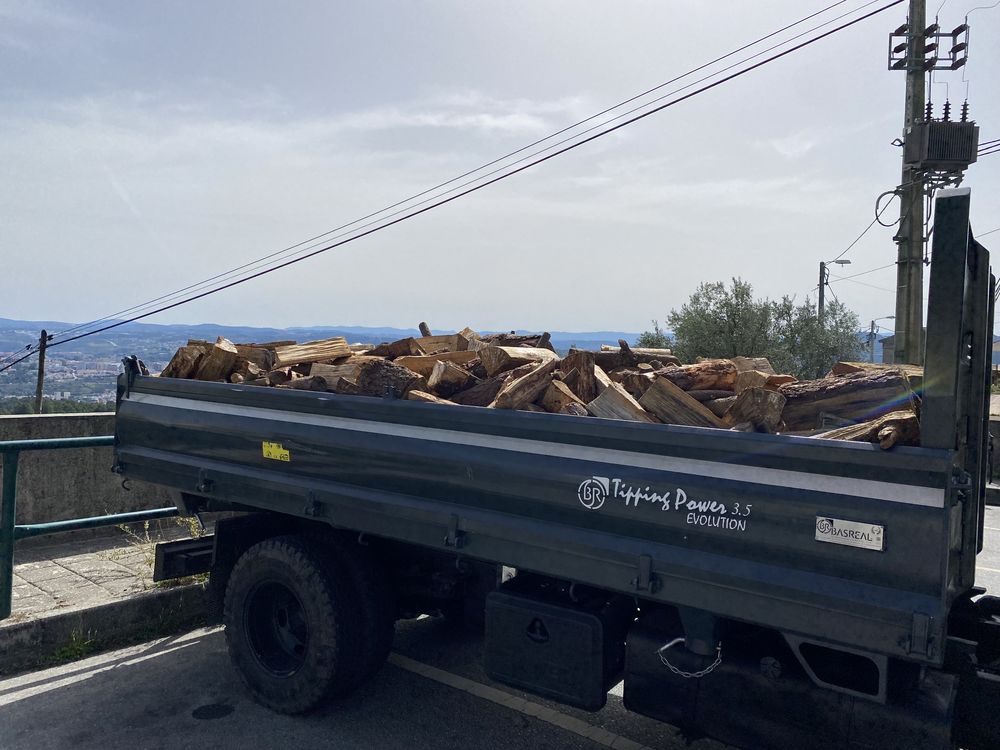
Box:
xmin=0 ymin=0 xmax=107 ymax=51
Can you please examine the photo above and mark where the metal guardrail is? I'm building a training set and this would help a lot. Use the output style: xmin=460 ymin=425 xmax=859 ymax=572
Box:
xmin=0 ymin=436 xmax=179 ymax=620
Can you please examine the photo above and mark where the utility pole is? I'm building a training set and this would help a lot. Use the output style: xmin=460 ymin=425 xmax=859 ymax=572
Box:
xmin=817 ymin=262 xmax=826 ymax=327
xmin=33 ymin=330 xmax=47 ymax=415
xmin=892 ymin=0 xmax=926 ymax=365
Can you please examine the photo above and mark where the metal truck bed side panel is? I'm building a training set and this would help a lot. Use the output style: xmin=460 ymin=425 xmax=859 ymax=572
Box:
xmin=115 ymin=376 xmax=956 ymax=664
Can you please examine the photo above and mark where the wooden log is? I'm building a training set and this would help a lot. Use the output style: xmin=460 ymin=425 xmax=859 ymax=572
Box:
xmin=766 ymin=374 xmax=797 ymax=388
xmin=283 ymin=375 xmax=329 ymax=391
xmin=418 ymin=322 xmax=432 ymax=337
xmin=479 ymin=346 xmax=558 ymax=377
xmin=266 ymin=368 xmax=293 ymax=386
xmin=232 ymin=358 xmax=264 ymax=382
xmin=394 ymin=351 xmax=478 ymax=377
xmin=355 ymin=360 xmax=427 ymax=398
xmin=160 ymin=345 xmax=205 ymax=379
xmin=686 ymin=389 xmax=735 ymax=402
xmin=704 ymin=395 xmax=737 ymax=418
xmin=195 ymin=337 xmax=240 ymax=381
xmin=639 ymin=378 xmax=724 ymax=428
xmin=273 ymin=337 xmax=351 ymax=367
xmin=449 ymin=364 xmax=533 ymax=407
xmin=519 ymin=403 xmax=546 ymax=413
xmin=734 ymin=370 xmax=771 ymax=394
xmin=559 ymin=368 xmax=581 ymax=392
xmin=611 ymin=369 xmax=655 ymax=398
xmin=491 ymin=360 xmax=559 ymax=410
xmin=367 ymin=337 xmax=423 ymax=359
xmin=229 ymin=373 xmax=245 ymax=384
xmin=594 ymin=365 xmax=613 ymax=395
xmin=478 ymin=332 xmax=548 ymax=349
xmin=248 ymin=340 xmax=296 ymax=348
xmin=658 ymin=360 xmax=737 ymax=391
xmin=235 ymin=345 xmax=276 ymax=371
xmin=586 ymin=382 xmax=660 ymax=423
xmin=406 ymin=390 xmax=456 ymax=406
xmin=309 ymin=356 xmax=383 ymax=383
xmin=813 ymin=410 xmax=920 ymax=449
xmin=779 ymin=370 xmax=917 ymax=431
xmin=416 ymin=333 xmax=467 ymax=355
xmin=428 ymin=360 xmax=477 ymax=397
xmin=246 ymin=377 xmax=271 ymax=387
xmin=830 ymin=362 xmax=924 ymax=392
xmin=724 ymin=387 xmax=786 ymax=433
xmin=560 ymin=350 xmax=597 ymax=402
xmin=538 ymin=380 xmax=586 ymax=413
xmin=330 ymin=376 xmax=360 ymax=395
xmin=593 ymin=340 xmax=681 ymax=370
xmin=559 ymin=403 xmax=589 ymax=417
xmin=731 ymin=356 xmax=776 ymax=375
xmin=601 ymin=345 xmax=673 ymax=357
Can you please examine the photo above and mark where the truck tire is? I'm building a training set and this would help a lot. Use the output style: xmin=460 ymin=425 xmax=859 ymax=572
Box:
xmin=306 ymin=532 xmax=395 ymax=690
xmin=223 ymin=535 xmax=360 ymax=714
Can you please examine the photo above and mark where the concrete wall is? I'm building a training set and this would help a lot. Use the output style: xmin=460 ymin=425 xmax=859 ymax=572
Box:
xmin=0 ymin=413 xmax=174 ymax=525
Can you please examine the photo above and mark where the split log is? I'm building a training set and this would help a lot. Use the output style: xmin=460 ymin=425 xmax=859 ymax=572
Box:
xmin=520 ymin=403 xmax=546 ymax=413
xmin=586 ymin=382 xmax=660 ymax=423
xmin=538 ymin=380 xmax=586 ymax=413
xmin=230 ymin=373 xmax=245 ymax=384
xmin=560 ymin=350 xmax=597 ymax=402
xmin=355 ymin=360 xmax=426 ymax=398
xmin=704 ymin=396 xmax=737 ymax=418
xmin=779 ymin=370 xmax=917 ymax=431
xmin=195 ymin=337 xmax=240 ymax=381
xmin=273 ymin=337 xmax=351 ymax=367
xmin=428 ymin=360 xmax=477 ymax=398
xmin=310 ymin=356 xmax=383 ymax=383
xmin=731 ymin=356 xmax=776 ymax=375
xmin=283 ymin=375 xmax=329 ymax=391
xmin=766 ymin=374 xmax=797 ymax=388
xmin=724 ymin=388 xmax=786 ymax=433
xmin=416 ymin=334 xmax=467 ymax=355
xmin=394 ymin=351 xmax=478 ymax=377
xmin=368 ymin=337 xmax=423 ymax=359
xmin=594 ymin=366 xmax=613 ymax=395
xmin=235 ymin=345 xmax=276 ymax=372
xmin=160 ymin=345 xmax=205 ymax=379
xmin=593 ymin=340 xmax=680 ymax=371
xmin=559 ymin=403 xmax=589 ymax=417
xmin=477 ymin=332 xmax=549 ymax=349
xmin=232 ymin=358 xmax=264 ymax=382
xmin=479 ymin=346 xmax=558 ymax=377
xmin=601 ymin=345 xmax=673 ymax=357
xmin=686 ymin=389 xmax=735 ymax=402
xmin=658 ymin=360 xmax=737 ymax=391
xmin=639 ymin=378 xmax=724 ymax=428
xmin=612 ymin=369 xmax=655 ymax=398
xmin=735 ymin=370 xmax=771 ymax=394
xmin=491 ymin=360 xmax=560 ymax=410
xmin=266 ymin=368 xmax=293 ymax=386
xmin=813 ymin=410 xmax=920 ymax=449
xmin=330 ymin=377 xmax=360 ymax=395
xmin=406 ymin=390 xmax=456 ymax=406
xmin=449 ymin=364 xmax=533 ymax=407
xmin=559 ymin=368 xmax=581 ymax=392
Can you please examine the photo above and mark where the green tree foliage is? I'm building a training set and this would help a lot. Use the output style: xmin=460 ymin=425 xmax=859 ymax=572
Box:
xmin=639 ymin=278 xmax=863 ymax=379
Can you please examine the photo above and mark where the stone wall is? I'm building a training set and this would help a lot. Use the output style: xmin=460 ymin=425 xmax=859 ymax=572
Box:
xmin=0 ymin=413 xmax=174 ymax=525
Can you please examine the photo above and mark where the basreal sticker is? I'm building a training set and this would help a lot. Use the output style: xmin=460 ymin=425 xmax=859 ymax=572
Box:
xmin=815 ymin=516 xmax=884 ymax=551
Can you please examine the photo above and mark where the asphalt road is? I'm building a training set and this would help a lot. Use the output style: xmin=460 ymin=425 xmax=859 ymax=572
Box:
xmin=0 ymin=616 xmax=727 ymax=750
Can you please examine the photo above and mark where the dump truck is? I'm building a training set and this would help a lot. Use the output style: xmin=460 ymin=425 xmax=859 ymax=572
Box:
xmin=114 ymin=190 xmax=999 ymax=749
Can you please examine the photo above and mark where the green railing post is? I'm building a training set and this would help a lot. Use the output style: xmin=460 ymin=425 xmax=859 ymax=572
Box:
xmin=1 ymin=450 xmax=19 ymax=620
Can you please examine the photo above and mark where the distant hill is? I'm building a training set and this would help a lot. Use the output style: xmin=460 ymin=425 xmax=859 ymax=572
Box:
xmin=0 ymin=317 xmax=642 ymax=358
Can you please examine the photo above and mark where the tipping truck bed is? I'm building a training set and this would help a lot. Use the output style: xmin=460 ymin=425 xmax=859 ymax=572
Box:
xmin=112 ymin=190 xmax=1000 ymax=749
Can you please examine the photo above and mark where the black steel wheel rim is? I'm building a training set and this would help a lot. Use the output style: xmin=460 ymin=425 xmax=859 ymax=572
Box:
xmin=244 ymin=580 xmax=309 ymax=677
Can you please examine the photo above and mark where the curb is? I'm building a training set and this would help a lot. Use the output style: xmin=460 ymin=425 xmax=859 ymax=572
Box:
xmin=0 ymin=583 xmax=207 ymax=676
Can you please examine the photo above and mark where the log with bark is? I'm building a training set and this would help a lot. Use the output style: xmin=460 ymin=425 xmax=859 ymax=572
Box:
xmin=160 ymin=345 xmax=206 ymax=379
xmin=538 ymin=380 xmax=587 ymax=413
xmin=196 ymin=337 xmax=240 ymax=381
xmin=428 ymin=360 xmax=478 ymax=398
xmin=560 ymin=350 xmax=597 ymax=402
xmin=779 ymin=370 xmax=917 ymax=431
xmin=724 ymin=388 xmax=786 ymax=433
xmin=354 ymin=360 xmax=426 ymax=398
xmin=813 ymin=410 xmax=920 ymax=449
xmin=658 ymin=360 xmax=737 ymax=391
xmin=479 ymin=346 xmax=558 ymax=377
xmin=592 ymin=340 xmax=681 ymax=371
xmin=491 ymin=360 xmax=560 ymax=410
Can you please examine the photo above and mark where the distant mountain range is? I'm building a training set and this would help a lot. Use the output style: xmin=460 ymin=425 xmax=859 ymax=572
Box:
xmin=0 ymin=317 xmax=643 ymax=357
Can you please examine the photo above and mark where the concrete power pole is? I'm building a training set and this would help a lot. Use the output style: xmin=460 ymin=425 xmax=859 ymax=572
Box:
xmin=892 ymin=0 xmax=926 ymax=365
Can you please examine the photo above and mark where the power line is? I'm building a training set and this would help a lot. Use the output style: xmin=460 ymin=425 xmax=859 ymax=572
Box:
xmin=979 ymin=226 xmax=1000 ymax=237
xmin=48 ymin=0 xmax=862 ymax=344
xmin=2 ymin=0 xmax=906 ymax=374
xmin=831 ymin=195 xmax=896 ymax=263
xmin=830 ymin=261 xmax=896 ymax=281
xmin=827 ymin=273 xmax=895 ymax=293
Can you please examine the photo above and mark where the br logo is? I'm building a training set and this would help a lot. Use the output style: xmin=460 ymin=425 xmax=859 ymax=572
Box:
xmin=577 ymin=476 xmax=610 ymax=511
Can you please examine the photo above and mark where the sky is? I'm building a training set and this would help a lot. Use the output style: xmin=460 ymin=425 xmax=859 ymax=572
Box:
xmin=2 ymin=0 xmax=999 ymax=335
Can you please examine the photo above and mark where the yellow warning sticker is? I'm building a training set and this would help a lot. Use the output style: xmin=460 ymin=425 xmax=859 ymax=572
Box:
xmin=262 ymin=441 xmax=290 ymax=462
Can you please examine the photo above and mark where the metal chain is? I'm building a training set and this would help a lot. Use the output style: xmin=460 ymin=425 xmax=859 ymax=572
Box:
xmin=656 ymin=637 xmax=723 ymax=679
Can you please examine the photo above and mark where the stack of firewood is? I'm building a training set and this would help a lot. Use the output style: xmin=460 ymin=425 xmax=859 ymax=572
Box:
xmin=159 ymin=325 xmax=922 ymax=449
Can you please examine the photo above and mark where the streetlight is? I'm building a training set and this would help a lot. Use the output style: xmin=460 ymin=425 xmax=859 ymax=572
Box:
xmin=869 ymin=316 xmax=895 ymax=363
xmin=818 ymin=259 xmax=852 ymax=326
